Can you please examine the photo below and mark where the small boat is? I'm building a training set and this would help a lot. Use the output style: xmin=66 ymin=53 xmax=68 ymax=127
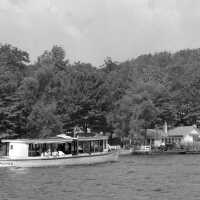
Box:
xmin=0 ymin=135 xmax=118 ymax=168
xmin=150 ymin=149 xmax=186 ymax=155
xmin=119 ymin=148 xmax=132 ymax=156
xmin=132 ymin=145 xmax=151 ymax=155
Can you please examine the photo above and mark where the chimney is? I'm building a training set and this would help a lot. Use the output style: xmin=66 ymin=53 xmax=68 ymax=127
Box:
xmin=163 ymin=121 xmax=168 ymax=134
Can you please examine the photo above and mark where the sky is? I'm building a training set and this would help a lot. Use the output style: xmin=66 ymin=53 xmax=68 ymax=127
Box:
xmin=0 ymin=0 xmax=200 ymax=66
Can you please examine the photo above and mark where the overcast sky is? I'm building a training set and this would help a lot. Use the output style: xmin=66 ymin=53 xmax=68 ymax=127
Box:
xmin=0 ymin=0 xmax=200 ymax=66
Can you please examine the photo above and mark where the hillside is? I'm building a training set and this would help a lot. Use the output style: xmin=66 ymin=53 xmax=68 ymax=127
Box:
xmin=1 ymin=44 xmax=200 ymax=139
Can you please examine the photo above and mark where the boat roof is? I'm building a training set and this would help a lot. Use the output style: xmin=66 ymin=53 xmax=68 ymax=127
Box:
xmin=1 ymin=135 xmax=108 ymax=144
xmin=1 ymin=138 xmax=73 ymax=144
xmin=78 ymin=136 xmax=108 ymax=141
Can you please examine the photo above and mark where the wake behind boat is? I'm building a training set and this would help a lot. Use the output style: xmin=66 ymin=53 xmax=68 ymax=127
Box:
xmin=0 ymin=135 xmax=118 ymax=167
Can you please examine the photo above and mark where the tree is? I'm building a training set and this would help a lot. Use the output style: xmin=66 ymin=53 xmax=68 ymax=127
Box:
xmin=27 ymin=102 xmax=63 ymax=138
xmin=0 ymin=44 xmax=29 ymax=138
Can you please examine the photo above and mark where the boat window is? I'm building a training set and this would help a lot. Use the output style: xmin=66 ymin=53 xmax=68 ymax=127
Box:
xmin=94 ymin=140 xmax=99 ymax=152
xmin=83 ymin=141 xmax=90 ymax=153
xmin=29 ymin=143 xmax=42 ymax=157
xmin=99 ymin=140 xmax=103 ymax=152
xmin=64 ymin=143 xmax=71 ymax=154
xmin=78 ymin=141 xmax=84 ymax=153
xmin=0 ymin=142 xmax=8 ymax=156
xmin=103 ymin=140 xmax=106 ymax=149
xmin=10 ymin=145 xmax=13 ymax=150
xmin=78 ymin=141 xmax=90 ymax=153
xmin=28 ymin=142 xmax=73 ymax=157
xmin=71 ymin=140 xmax=78 ymax=155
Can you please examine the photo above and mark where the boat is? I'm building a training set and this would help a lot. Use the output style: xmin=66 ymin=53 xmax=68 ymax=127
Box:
xmin=119 ymin=149 xmax=132 ymax=156
xmin=0 ymin=135 xmax=118 ymax=167
xmin=150 ymin=149 xmax=186 ymax=155
xmin=119 ymin=148 xmax=132 ymax=156
xmin=132 ymin=145 xmax=186 ymax=155
xmin=132 ymin=145 xmax=151 ymax=155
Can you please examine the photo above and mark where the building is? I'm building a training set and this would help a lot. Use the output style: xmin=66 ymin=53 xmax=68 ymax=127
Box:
xmin=146 ymin=122 xmax=168 ymax=147
xmin=146 ymin=124 xmax=200 ymax=147
xmin=166 ymin=125 xmax=200 ymax=145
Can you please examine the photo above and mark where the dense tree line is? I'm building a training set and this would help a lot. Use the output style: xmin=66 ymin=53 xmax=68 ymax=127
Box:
xmin=1 ymin=44 xmax=200 ymax=139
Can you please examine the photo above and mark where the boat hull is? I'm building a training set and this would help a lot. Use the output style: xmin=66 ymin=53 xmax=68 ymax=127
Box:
xmin=132 ymin=150 xmax=186 ymax=155
xmin=0 ymin=151 xmax=118 ymax=168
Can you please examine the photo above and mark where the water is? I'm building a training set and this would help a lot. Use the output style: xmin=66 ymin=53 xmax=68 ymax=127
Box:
xmin=1 ymin=155 xmax=200 ymax=200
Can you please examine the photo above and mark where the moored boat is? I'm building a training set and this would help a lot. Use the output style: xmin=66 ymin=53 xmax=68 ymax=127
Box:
xmin=119 ymin=148 xmax=132 ymax=156
xmin=150 ymin=149 xmax=186 ymax=155
xmin=132 ymin=145 xmax=151 ymax=155
xmin=0 ymin=135 xmax=118 ymax=167
xmin=131 ymin=145 xmax=186 ymax=155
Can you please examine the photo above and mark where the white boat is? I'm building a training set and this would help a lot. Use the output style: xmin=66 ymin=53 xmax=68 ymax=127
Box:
xmin=119 ymin=148 xmax=132 ymax=156
xmin=132 ymin=145 xmax=151 ymax=154
xmin=0 ymin=135 xmax=118 ymax=167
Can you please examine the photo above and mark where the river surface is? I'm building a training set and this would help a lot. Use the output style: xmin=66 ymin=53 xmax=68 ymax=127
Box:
xmin=1 ymin=154 xmax=200 ymax=200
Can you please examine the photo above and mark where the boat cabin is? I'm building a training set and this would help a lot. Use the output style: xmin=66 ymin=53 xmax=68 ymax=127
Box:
xmin=0 ymin=135 xmax=109 ymax=159
xmin=77 ymin=136 xmax=108 ymax=154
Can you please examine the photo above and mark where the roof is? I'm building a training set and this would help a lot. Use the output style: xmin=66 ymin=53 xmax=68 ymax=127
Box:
xmin=146 ymin=129 xmax=167 ymax=139
xmin=167 ymin=126 xmax=200 ymax=137
xmin=53 ymin=134 xmax=73 ymax=140
xmin=1 ymin=135 xmax=108 ymax=144
xmin=78 ymin=135 xmax=108 ymax=141
xmin=1 ymin=137 xmax=73 ymax=144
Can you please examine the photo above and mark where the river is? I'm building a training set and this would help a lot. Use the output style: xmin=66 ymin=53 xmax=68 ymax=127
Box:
xmin=1 ymin=154 xmax=200 ymax=200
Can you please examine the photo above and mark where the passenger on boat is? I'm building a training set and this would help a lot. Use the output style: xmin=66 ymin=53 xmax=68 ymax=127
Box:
xmin=58 ymin=151 xmax=65 ymax=156
xmin=52 ymin=150 xmax=59 ymax=157
xmin=108 ymin=144 xmax=112 ymax=152
xmin=44 ymin=152 xmax=48 ymax=156
xmin=42 ymin=149 xmax=51 ymax=157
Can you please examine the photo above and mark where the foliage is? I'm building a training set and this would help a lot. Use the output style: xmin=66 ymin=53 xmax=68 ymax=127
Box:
xmin=1 ymin=44 xmax=200 ymax=139
xmin=0 ymin=44 xmax=29 ymax=138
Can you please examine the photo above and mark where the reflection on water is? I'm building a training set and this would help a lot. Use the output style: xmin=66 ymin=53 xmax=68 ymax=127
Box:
xmin=1 ymin=155 xmax=200 ymax=200
xmin=8 ymin=167 xmax=31 ymax=174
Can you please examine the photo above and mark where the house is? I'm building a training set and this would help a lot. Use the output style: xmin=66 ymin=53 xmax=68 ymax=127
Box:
xmin=146 ymin=128 xmax=167 ymax=147
xmin=146 ymin=122 xmax=168 ymax=147
xmin=146 ymin=123 xmax=200 ymax=147
xmin=166 ymin=125 xmax=200 ymax=145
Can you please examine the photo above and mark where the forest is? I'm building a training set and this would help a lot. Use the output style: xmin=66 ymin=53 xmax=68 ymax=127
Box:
xmin=1 ymin=44 xmax=200 ymax=140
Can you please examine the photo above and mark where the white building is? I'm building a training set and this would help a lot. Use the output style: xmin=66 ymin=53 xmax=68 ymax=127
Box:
xmin=166 ymin=125 xmax=200 ymax=145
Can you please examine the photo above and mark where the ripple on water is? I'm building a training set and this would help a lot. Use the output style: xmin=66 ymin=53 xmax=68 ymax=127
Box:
xmin=126 ymin=170 xmax=135 ymax=174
